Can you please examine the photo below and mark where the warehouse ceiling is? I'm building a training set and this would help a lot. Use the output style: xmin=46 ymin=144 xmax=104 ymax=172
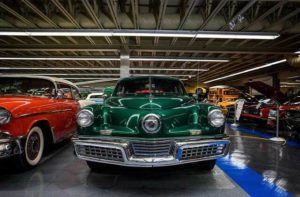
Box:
xmin=0 ymin=0 xmax=299 ymax=86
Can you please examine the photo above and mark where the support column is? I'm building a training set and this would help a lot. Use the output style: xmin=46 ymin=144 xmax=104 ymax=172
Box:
xmin=272 ymin=74 xmax=280 ymax=98
xmin=120 ymin=50 xmax=130 ymax=78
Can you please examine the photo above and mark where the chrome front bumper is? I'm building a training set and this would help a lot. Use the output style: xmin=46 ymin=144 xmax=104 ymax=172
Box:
xmin=72 ymin=136 xmax=230 ymax=167
xmin=0 ymin=131 xmax=23 ymax=159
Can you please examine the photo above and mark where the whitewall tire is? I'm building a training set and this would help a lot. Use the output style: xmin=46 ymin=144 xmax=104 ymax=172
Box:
xmin=24 ymin=126 xmax=44 ymax=166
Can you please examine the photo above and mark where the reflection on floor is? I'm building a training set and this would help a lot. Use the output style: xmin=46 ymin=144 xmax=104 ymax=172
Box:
xmin=0 ymin=142 xmax=247 ymax=197
xmin=226 ymin=123 xmax=300 ymax=196
xmin=0 ymin=124 xmax=299 ymax=197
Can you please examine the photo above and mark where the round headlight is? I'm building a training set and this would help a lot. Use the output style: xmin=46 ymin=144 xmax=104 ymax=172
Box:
xmin=208 ymin=109 xmax=225 ymax=127
xmin=142 ymin=114 xmax=161 ymax=134
xmin=0 ymin=108 xmax=11 ymax=125
xmin=76 ymin=109 xmax=94 ymax=127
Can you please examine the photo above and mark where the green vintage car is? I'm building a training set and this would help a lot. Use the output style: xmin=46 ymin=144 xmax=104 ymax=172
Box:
xmin=73 ymin=76 xmax=230 ymax=170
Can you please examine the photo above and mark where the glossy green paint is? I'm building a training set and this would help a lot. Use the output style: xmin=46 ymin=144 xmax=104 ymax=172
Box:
xmin=77 ymin=76 xmax=225 ymax=138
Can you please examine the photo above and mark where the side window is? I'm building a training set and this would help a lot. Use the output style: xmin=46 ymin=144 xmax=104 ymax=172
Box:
xmin=71 ymin=87 xmax=81 ymax=100
xmin=57 ymin=83 xmax=73 ymax=100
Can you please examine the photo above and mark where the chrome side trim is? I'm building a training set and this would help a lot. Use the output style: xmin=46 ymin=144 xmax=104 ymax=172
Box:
xmin=17 ymin=108 xmax=72 ymax=118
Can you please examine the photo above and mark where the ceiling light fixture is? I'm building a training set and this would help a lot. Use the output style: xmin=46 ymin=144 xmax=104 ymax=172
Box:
xmin=294 ymin=51 xmax=300 ymax=54
xmin=0 ymin=56 xmax=228 ymax=63
xmin=1 ymin=73 xmax=194 ymax=77
xmin=0 ymin=56 xmax=120 ymax=61
xmin=63 ymin=78 xmax=120 ymax=80
xmin=195 ymin=32 xmax=279 ymax=39
xmin=0 ymin=29 xmax=279 ymax=40
xmin=203 ymin=59 xmax=287 ymax=84
xmin=0 ymin=67 xmax=208 ymax=71
xmin=130 ymin=57 xmax=229 ymax=62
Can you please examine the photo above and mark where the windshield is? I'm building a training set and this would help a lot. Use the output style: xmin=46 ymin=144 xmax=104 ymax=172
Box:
xmin=0 ymin=78 xmax=55 ymax=98
xmin=114 ymin=77 xmax=186 ymax=97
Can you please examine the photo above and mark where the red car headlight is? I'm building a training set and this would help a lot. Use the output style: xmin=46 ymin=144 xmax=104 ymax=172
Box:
xmin=0 ymin=108 xmax=11 ymax=125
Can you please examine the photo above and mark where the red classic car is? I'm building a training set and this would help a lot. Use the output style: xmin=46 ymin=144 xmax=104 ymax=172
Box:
xmin=0 ymin=75 xmax=80 ymax=170
xmin=267 ymin=97 xmax=300 ymax=140
xmin=241 ymin=98 xmax=276 ymax=123
xmin=241 ymin=81 xmax=285 ymax=124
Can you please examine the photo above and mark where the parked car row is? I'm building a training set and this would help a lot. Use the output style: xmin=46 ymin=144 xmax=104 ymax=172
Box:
xmin=0 ymin=75 xmax=229 ymax=171
xmin=240 ymin=81 xmax=300 ymax=140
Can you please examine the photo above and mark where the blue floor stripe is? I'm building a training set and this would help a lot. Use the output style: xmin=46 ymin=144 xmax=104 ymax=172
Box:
xmin=217 ymin=156 xmax=293 ymax=197
xmin=227 ymin=124 xmax=300 ymax=149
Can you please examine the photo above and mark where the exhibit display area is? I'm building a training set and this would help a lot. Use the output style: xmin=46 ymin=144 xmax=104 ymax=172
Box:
xmin=0 ymin=0 xmax=300 ymax=197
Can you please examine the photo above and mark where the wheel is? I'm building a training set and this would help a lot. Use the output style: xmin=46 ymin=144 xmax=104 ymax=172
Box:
xmin=86 ymin=161 xmax=105 ymax=172
xmin=14 ymin=126 xmax=44 ymax=171
xmin=198 ymin=160 xmax=216 ymax=171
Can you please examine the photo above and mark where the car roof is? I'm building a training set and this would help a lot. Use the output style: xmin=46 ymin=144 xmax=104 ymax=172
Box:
xmin=0 ymin=74 xmax=78 ymax=89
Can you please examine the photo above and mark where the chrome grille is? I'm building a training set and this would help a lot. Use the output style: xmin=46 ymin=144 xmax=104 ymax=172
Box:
xmin=130 ymin=141 xmax=174 ymax=157
xmin=76 ymin=145 xmax=124 ymax=162
xmin=180 ymin=143 xmax=227 ymax=160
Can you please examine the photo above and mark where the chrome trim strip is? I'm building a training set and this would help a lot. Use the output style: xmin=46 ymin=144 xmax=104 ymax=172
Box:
xmin=73 ymin=138 xmax=230 ymax=167
xmin=17 ymin=108 xmax=72 ymax=118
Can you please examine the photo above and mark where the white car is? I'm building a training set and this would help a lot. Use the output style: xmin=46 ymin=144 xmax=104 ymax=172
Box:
xmin=79 ymin=93 xmax=104 ymax=108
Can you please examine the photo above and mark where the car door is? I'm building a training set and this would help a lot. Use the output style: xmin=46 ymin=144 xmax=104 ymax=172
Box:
xmin=55 ymin=83 xmax=77 ymax=139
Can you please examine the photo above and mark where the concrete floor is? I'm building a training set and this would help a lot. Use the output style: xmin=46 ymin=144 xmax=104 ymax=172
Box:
xmin=0 ymin=124 xmax=299 ymax=197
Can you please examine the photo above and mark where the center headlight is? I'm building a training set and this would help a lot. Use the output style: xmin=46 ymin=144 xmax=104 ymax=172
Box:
xmin=0 ymin=108 xmax=11 ymax=125
xmin=76 ymin=109 xmax=94 ymax=127
xmin=208 ymin=109 xmax=225 ymax=127
xmin=142 ymin=114 xmax=161 ymax=134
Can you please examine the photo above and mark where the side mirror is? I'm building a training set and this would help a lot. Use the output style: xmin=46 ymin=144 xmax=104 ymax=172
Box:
xmin=103 ymin=87 xmax=114 ymax=98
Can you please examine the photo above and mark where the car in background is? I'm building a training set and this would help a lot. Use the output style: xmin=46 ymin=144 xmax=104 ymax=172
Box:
xmin=73 ymin=76 xmax=230 ymax=171
xmin=208 ymin=85 xmax=240 ymax=116
xmin=241 ymin=98 xmax=276 ymax=123
xmin=267 ymin=96 xmax=300 ymax=140
xmin=241 ymin=81 xmax=285 ymax=124
xmin=79 ymin=93 xmax=104 ymax=108
xmin=0 ymin=75 xmax=80 ymax=170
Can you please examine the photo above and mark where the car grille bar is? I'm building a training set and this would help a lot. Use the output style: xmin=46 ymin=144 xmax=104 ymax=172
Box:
xmin=75 ymin=144 xmax=124 ymax=162
xmin=180 ymin=143 xmax=227 ymax=161
xmin=73 ymin=138 xmax=230 ymax=167
xmin=130 ymin=141 xmax=174 ymax=157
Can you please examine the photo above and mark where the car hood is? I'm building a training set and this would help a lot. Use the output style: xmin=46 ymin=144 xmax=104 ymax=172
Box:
xmin=246 ymin=81 xmax=285 ymax=101
xmin=0 ymin=96 xmax=51 ymax=117
xmin=105 ymin=96 xmax=194 ymax=110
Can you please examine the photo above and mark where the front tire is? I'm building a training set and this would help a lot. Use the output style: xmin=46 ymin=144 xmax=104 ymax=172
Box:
xmin=14 ymin=126 xmax=44 ymax=171
xmin=198 ymin=160 xmax=216 ymax=171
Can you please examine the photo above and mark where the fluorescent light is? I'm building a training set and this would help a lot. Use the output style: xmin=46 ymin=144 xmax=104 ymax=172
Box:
xmin=203 ymin=59 xmax=287 ymax=84
xmin=20 ymin=73 xmax=121 ymax=76
xmin=0 ymin=29 xmax=279 ymax=40
xmin=133 ymin=68 xmax=208 ymax=71
xmin=132 ymin=74 xmax=195 ymax=77
xmin=196 ymin=32 xmax=279 ymax=40
xmin=281 ymin=82 xmax=300 ymax=85
xmin=0 ymin=67 xmax=120 ymax=70
xmin=2 ymin=73 xmax=194 ymax=77
xmin=295 ymin=51 xmax=300 ymax=54
xmin=0 ymin=67 xmax=208 ymax=71
xmin=130 ymin=57 xmax=229 ymax=62
xmin=63 ymin=78 xmax=120 ymax=80
xmin=288 ymin=76 xmax=300 ymax=79
xmin=0 ymin=56 xmax=228 ymax=63
xmin=0 ymin=57 xmax=120 ymax=61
